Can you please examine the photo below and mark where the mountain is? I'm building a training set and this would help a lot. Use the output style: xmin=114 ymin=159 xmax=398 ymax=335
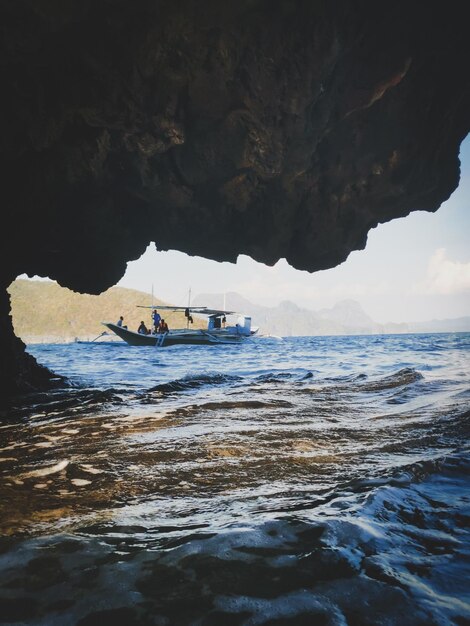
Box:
xmin=193 ymin=291 xmax=470 ymax=336
xmin=192 ymin=292 xmax=373 ymax=336
xmin=406 ymin=317 xmax=470 ymax=333
xmin=8 ymin=279 xmax=205 ymax=343
xmin=318 ymin=299 xmax=377 ymax=330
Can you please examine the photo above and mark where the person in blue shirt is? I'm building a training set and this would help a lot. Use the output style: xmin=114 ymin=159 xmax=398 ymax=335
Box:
xmin=152 ymin=309 xmax=161 ymax=332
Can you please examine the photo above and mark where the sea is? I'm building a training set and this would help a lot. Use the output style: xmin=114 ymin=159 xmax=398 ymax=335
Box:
xmin=0 ymin=333 xmax=469 ymax=625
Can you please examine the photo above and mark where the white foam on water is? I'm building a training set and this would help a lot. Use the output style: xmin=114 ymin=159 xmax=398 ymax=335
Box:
xmin=80 ymin=465 xmax=103 ymax=474
xmin=22 ymin=459 xmax=69 ymax=478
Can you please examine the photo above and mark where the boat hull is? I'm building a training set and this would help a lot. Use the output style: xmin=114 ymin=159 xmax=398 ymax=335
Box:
xmin=102 ymin=323 xmax=254 ymax=347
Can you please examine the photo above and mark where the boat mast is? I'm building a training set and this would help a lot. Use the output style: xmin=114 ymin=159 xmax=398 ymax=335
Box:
xmin=187 ymin=287 xmax=191 ymax=329
xmin=151 ymin=283 xmax=154 ymax=326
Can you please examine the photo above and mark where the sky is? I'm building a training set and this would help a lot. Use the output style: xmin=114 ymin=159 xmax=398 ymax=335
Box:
xmin=117 ymin=136 xmax=470 ymax=324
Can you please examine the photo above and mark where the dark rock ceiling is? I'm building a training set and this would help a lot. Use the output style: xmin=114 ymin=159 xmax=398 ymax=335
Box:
xmin=1 ymin=0 xmax=469 ymax=396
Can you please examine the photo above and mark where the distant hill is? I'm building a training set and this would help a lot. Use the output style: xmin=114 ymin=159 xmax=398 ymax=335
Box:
xmin=8 ymin=279 xmax=205 ymax=343
xmin=193 ymin=291 xmax=470 ymax=336
xmin=318 ymin=299 xmax=377 ymax=330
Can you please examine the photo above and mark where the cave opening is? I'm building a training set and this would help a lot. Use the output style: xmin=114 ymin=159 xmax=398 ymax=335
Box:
xmin=8 ymin=130 xmax=469 ymax=393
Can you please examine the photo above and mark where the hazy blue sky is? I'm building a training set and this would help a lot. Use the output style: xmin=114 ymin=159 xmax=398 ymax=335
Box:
xmin=118 ymin=136 xmax=470 ymax=323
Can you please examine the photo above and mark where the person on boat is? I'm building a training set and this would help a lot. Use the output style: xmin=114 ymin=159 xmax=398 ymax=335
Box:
xmin=138 ymin=320 xmax=149 ymax=334
xmin=117 ymin=316 xmax=127 ymax=329
xmin=152 ymin=309 xmax=161 ymax=332
xmin=158 ymin=319 xmax=169 ymax=333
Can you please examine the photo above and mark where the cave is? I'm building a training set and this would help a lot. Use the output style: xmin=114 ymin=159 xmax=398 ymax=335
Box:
xmin=1 ymin=0 xmax=469 ymax=398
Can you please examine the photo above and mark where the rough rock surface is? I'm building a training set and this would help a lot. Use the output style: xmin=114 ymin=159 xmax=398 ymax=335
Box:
xmin=1 ymin=0 xmax=469 ymax=396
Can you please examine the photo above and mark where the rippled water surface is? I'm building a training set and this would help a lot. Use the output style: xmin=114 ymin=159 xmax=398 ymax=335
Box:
xmin=1 ymin=334 xmax=469 ymax=625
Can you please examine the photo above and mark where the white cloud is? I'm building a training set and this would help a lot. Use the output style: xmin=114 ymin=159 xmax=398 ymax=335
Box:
xmin=415 ymin=248 xmax=470 ymax=295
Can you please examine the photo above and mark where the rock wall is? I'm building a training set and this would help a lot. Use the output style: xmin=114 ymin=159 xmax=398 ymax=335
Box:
xmin=1 ymin=0 xmax=469 ymax=396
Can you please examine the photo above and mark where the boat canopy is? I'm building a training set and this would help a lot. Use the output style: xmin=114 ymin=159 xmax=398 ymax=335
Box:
xmin=136 ymin=305 xmax=236 ymax=316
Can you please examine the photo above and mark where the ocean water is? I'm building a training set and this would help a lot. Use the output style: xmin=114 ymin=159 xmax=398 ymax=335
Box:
xmin=0 ymin=333 xmax=469 ymax=625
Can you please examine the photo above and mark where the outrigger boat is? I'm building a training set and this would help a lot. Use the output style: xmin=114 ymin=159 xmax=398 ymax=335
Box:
xmin=102 ymin=305 xmax=258 ymax=347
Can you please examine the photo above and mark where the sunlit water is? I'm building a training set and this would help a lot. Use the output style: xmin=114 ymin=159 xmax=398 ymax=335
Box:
xmin=0 ymin=334 xmax=469 ymax=625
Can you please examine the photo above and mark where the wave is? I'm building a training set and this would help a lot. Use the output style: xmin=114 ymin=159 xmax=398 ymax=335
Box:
xmin=255 ymin=372 xmax=294 ymax=383
xmin=194 ymin=399 xmax=294 ymax=411
xmin=253 ymin=371 xmax=318 ymax=384
xmin=325 ymin=372 xmax=368 ymax=383
xmin=297 ymin=368 xmax=423 ymax=397
xmin=148 ymin=373 xmax=242 ymax=394
xmin=2 ymin=388 xmax=125 ymax=422
xmin=358 ymin=368 xmax=423 ymax=392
